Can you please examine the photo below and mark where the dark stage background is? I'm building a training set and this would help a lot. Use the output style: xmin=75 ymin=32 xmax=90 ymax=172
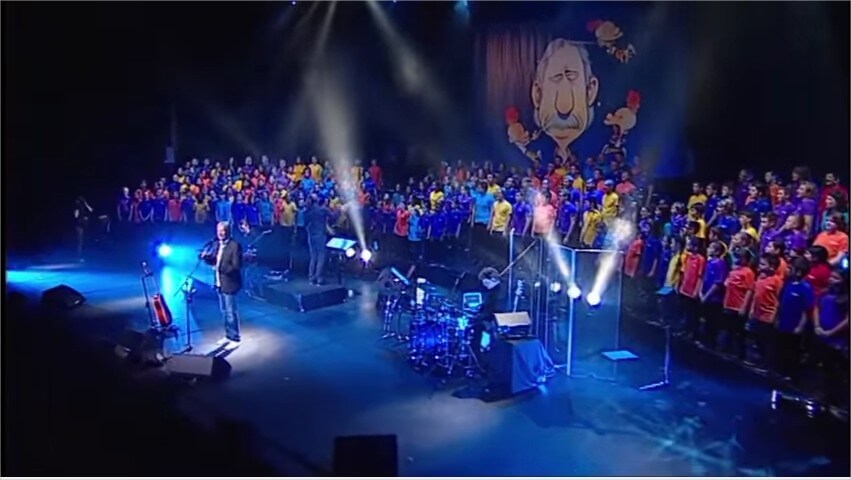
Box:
xmin=3 ymin=1 xmax=849 ymax=253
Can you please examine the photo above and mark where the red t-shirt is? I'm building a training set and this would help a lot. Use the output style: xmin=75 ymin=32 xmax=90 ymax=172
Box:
xmin=623 ymin=238 xmax=644 ymax=278
xmin=806 ymin=262 xmax=832 ymax=299
xmin=369 ymin=165 xmax=383 ymax=188
xmin=679 ymin=253 xmax=706 ymax=298
xmin=750 ymin=274 xmax=783 ymax=323
xmin=723 ymin=266 xmax=755 ymax=311
xmin=394 ymin=209 xmax=410 ymax=237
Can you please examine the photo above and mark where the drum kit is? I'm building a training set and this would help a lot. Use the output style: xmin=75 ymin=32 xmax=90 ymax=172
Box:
xmin=377 ymin=267 xmax=483 ymax=378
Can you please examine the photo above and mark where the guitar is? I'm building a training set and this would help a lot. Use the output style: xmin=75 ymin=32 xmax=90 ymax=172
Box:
xmin=141 ymin=261 xmax=173 ymax=328
xmin=152 ymin=293 xmax=173 ymax=327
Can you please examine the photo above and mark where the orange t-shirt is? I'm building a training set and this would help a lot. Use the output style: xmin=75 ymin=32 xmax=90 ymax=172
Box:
xmin=750 ymin=273 xmax=783 ymax=323
xmin=679 ymin=253 xmax=706 ymax=298
xmin=723 ymin=266 xmax=755 ymax=312
xmin=813 ymin=230 xmax=849 ymax=260
xmin=623 ymin=238 xmax=644 ymax=278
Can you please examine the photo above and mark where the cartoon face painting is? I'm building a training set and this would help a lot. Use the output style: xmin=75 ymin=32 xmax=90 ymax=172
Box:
xmin=531 ymin=39 xmax=599 ymax=161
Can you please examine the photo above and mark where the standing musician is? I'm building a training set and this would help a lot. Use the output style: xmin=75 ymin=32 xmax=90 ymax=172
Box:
xmin=303 ymin=194 xmax=335 ymax=285
xmin=200 ymin=221 xmax=244 ymax=348
xmin=74 ymin=196 xmax=94 ymax=261
xmin=471 ymin=266 xmax=505 ymax=356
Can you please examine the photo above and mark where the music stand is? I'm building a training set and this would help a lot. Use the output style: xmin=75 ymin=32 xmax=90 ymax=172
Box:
xmin=326 ymin=237 xmax=357 ymax=285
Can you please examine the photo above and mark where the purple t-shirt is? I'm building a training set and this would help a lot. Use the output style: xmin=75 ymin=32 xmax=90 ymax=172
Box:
xmin=818 ymin=293 xmax=848 ymax=348
xmin=430 ymin=212 xmax=447 ymax=238
xmin=558 ymin=202 xmax=578 ymax=234
xmin=797 ymin=197 xmax=817 ymax=219
xmin=777 ymin=280 xmax=814 ymax=333
xmin=759 ymin=227 xmax=780 ymax=255
xmin=701 ymin=257 xmax=728 ymax=303
xmin=774 ymin=201 xmax=796 ymax=228
xmin=780 ymin=229 xmax=808 ymax=252
xmin=512 ymin=202 xmax=532 ymax=234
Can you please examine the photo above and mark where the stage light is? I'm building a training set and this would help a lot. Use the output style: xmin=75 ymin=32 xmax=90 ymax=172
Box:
xmin=567 ymin=284 xmax=582 ymax=300
xmin=586 ymin=291 xmax=601 ymax=307
xmin=345 ymin=247 xmax=357 ymax=258
xmin=549 ymin=281 xmax=562 ymax=293
xmin=360 ymin=249 xmax=373 ymax=263
xmin=157 ymin=244 xmax=172 ymax=258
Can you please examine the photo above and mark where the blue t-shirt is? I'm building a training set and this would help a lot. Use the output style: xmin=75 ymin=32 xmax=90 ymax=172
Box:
xmin=232 ymin=202 xmax=247 ymax=224
xmin=245 ymin=203 xmax=260 ymax=225
xmin=717 ymin=215 xmax=740 ymax=240
xmin=153 ymin=198 xmax=168 ymax=221
xmin=408 ymin=212 xmax=423 ymax=242
xmin=259 ymin=199 xmax=274 ymax=222
xmin=430 ymin=211 xmax=447 ymax=238
xmin=301 ymin=177 xmax=316 ymax=193
xmin=776 ymin=280 xmax=814 ymax=333
xmin=558 ymin=202 xmax=578 ymax=234
xmin=701 ymin=257 xmax=728 ymax=303
xmin=181 ymin=197 xmax=195 ymax=219
xmin=640 ymin=237 xmax=661 ymax=276
xmin=216 ymin=200 xmax=232 ymax=221
xmin=818 ymin=293 xmax=849 ymax=348
xmin=139 ymin=199 xmax=153 ymax=220
xmin=447 ymin=209 xmax=466 ymax=236
xmin=472 ymin=191 xmax=495 ymax=225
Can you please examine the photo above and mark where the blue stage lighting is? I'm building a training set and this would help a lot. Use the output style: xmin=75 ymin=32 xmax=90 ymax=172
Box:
xmin=157 ymin=243 xmax=172 ymax=258
xmin=586 ymin=291 xmax=601 ymax=307
xmin=345 ymin=247 xmax=357 ymax=258
xmin=567 ymin=284 xmax=582 ymax=300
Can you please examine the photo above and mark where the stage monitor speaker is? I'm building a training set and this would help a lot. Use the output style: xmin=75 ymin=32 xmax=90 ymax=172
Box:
xmin=115 ymin=329 xmax=165 ymax=365
xmin=333 ymin=434 xmax=398 ymax=477
xmin=264 ymin=282 xmax=349 ymax=312
xmin=166 ymin=354 xmax=231 ymax=381
xmin=40 ymin=285 xmax=86 ymax=310
xmin=486 ymin=338 xmax=552 ymax=396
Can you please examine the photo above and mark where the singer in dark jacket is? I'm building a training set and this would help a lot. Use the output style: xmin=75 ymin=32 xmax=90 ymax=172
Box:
xmin=201 ymin=221 xmax=244 ymax=345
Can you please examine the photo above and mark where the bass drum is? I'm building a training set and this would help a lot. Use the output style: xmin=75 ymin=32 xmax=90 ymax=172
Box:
xmin=408 ymin=320 xmax=444 ymax=366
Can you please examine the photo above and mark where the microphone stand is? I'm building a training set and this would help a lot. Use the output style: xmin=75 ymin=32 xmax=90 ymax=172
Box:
xmin=173 ymin=243 xmax=212 ymax=354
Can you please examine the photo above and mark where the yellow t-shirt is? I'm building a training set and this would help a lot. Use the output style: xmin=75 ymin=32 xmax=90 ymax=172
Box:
xmin=351 ymin=166 xmax=363 ymax=184
xmin=582 ymin=210 xmax=602 ymax=246
xmin=572 ymin=176 xmax=585 ymax=192
xmin=688 ymin=193 xmax=708 ymax=209
xmin=233 ymin=179 xmax=243 ymax=192
xmin=293 ymin=164 xmax=306 ymax=181
xmin=309 ymin=164 xmax=323 ymax=180
xmin=664 ymin=251 xmax=687 ymax=288
xmin=491 ymin=200 xmax=513 ymax=232
xmin=487 ymin=184 xmax=501 ymax=195
xmin=278 ymin=201 xmax=296 ymax=227
xmin=430 ymin=191 xmax=445 ymax=211
xmin=694 ymin=218 xmax=707 ymax=239
xmin=602 ymin=192 xmax=619 ymax=220
xmin=742 ymin=225 xmax=759 ymax=241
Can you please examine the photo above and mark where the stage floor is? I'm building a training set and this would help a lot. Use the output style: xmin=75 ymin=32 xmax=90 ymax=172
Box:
xmin=6 ymin=244 xmax=850 ymax=476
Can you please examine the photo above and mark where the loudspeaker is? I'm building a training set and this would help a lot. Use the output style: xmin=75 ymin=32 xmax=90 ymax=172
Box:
xmin=264 ymin=282 xmax=350 ymax=312
xmin=333 ymin=434 xmax=398 ymax=477
xmin=166 ymin=354 xmax=232 ymax=381
xmin=115 ymin=329 xmax=165 ymax=365
xmin=41 ymin=285 xmax=86 ymax=310
xmin=486 ymin=338 xmax=552 ymax=396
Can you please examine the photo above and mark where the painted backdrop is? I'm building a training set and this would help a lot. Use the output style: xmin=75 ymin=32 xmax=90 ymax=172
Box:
xmin=474 ymin=3 xmax=691 ymax=178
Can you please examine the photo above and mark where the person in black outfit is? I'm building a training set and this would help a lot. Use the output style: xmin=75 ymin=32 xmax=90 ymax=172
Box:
xmin=471 ymin=267 xmax=505 ymax=355
xmin=303 ymin=194 xmax=334 ymax=285
xmin=74 ymin=196 xmax=93 ymax=261
xmin=200 ymin=222 xmax=244 ymax=347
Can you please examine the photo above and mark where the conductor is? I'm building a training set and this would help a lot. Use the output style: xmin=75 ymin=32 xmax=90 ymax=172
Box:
xmin=303 ymin=194 xmax=335 ymax=285
xmin=200 ymin=221 xmax=244 ymax=347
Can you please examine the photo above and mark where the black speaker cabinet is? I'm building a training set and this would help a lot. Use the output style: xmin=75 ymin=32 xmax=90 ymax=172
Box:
xmin=486 ymin=338 xmax=551 ymax=396
xmin=166 ymin=354 xmax=232 ymax=381
xmin=333 ymin=434 xmax=398 ymax=477
xmin=40 ymin=285 xmax=86 ymax=310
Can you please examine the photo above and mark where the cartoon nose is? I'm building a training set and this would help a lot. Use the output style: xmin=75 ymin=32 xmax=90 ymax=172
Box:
xmin=555 ymin=89 xmax=575 ymax=117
